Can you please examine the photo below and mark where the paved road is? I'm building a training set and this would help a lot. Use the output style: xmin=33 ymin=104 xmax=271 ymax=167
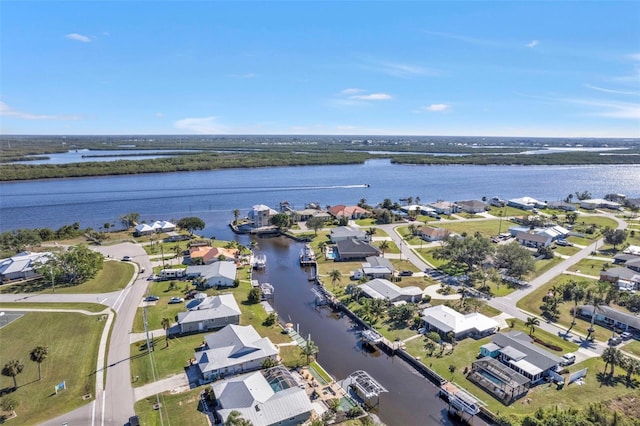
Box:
xmin=2 ymin=243 xmax=154 ymax=426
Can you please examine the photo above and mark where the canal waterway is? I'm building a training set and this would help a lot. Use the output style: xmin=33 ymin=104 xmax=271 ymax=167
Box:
xmin=248 ymin=235 xmax=476 ymax=426
xmin=1 ymin=159 xmax=639 ymax=234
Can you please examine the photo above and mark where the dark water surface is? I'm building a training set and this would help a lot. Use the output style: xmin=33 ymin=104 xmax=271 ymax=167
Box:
xmin=248 ymin=235 xmax=475 ymax=426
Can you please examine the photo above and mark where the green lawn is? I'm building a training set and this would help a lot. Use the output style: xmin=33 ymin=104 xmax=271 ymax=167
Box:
xmin=552 ymin=245 xmax=581 ymax=257
xmin=0 ymin=261 xmax=134 ymax=294
xmin=438 ymin=219 xmax=502 ymax=238
xmin=135 ymin=388 xmax=209 ymax=426
xmin=0 ymin=312 xmax=104 ymax=425
xmin=0 ymin=302 xmax=107 ymax=312
xmin=486 ymin=206 xmax=533 ymax=218
xmin=622 ymin=340 xmax=640 ymax=358
xmin=566 ymin=258 xmax=609 ymax=274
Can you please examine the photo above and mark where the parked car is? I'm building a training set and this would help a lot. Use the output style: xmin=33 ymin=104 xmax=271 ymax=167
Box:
xmin=399 ymin=270 xmax=413 ymax=276
xmin=620 ymin=331 xmax=633 ymax=340
xmin=609 ymin=336 xmax=622 ymax=346
xmin=129 ymin=416 xmax=140 ymax=426
xmin=169 ymin=297 xmax=185 ymax=304
xmin=556 ymin=239 xmax=573 ymax=247
xmin=560 ymin=353 xmax=576 ymax=366
xmin=185 ymin=290 xmax=198 ymax=299
xmin=144 ymin=295 xmax=159 ymax=302
xmin=122 ymin=256 xmax=132 ymax=261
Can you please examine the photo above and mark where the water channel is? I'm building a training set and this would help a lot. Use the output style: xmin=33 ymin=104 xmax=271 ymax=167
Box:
xmin=243 ymin=234 xmax=481 ymax=426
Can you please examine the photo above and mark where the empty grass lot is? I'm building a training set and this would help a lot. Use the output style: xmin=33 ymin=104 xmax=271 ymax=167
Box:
xmin=0 ymin=311 xmax=104 ymax=425
xmin=0 ymin=260 xmax=134 ymax=294
xmin=135 ymin=388 xmax=209 ymax=426
xmin=438 ymin=219 xmax=503 ymax=238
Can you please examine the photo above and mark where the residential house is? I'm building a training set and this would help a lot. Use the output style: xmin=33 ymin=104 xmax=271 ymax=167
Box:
xmin=456 ymin=200 xmax=487 ymax=214
xmin=328 ymin=205 xmax=371 ymax=220
xmin=358 ymin=256 xmax=395 ymax=279
xmin=507 ymin=197 xmax=547 ymax=211
xmin=177 ymin=294 xmax=241 ymax=333
xmin=428 ymin=201 xmax=459 ymax=215
xmin=185 ymin=261 xmax=237 ymax=288
xmin=248 ymin=205 xmax=279 ymax=228
xmin=580 ymin=199 xmax=622 ymax=210
xmin=134 ymin=220 xmax=176 ymax=236
xmin=212 ymin=367 xmax=312 ymax=426
xmin=358 ymin=278 xmax=423 ymax=303
xmin=330 ymin=226 xmax=367 ymax=243
xmin=421 ymin=305 xmax=499 ymax=340
xmin=194 ymin=324 xmax=278 ymax=382
xmin=333 ymin=239 xmax=381 ymax=261
xmin=189 ymin=246 xmax=239 ymax=264
xmin=0 ymin=251 xmax=51 ymax=282
xmin=515 ymin=231 xmax=552 ymax=248
xmin=478 ymin=331 xmax=562 ymax=385
xmin=537 ymin=225 xmax=571 ymax=241
xmin=576 ymin=305 xmax=640 ymax=333
xmin=419 ymin=227 xmax=450 ymax=242
xmin=134 ymin=223 xmax=155 ymax=236
xmin=601 ymin=256 xmax=640 ymax=291
xmin=468 ymin=357 xmax=530 ymax=404
xmin=547 ymin=201 xmax=577 ymax=211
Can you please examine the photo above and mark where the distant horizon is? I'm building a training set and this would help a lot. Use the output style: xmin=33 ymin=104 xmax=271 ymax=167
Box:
xmin=2 ymin=2 xmax=639 ymax=137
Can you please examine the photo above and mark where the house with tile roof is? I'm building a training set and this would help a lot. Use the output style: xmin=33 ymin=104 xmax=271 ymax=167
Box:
xmin=177 ymin=293 xmax=241 ymax=333
xmin=189 ymin=246 xmax=239 ymax=265
xmin=212 ymin=367 xmax=312 ymax=426
xmin=327 ymin=205 xmax=371 ymax=219
xmin=195 ymin=324 xmax=278 ymax=382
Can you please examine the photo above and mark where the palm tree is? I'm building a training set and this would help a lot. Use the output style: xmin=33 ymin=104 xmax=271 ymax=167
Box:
xmin=525 ymin=316 xmax=540 ymax=336
xmin=161 ymin=317 xmax=171 ymax=347
xmin=365 ymin=227 xmax=377 ymax=240
xmin=225 ymin=410 xmax=253 ymax=426
xmin=378 ymin=240 xmax=389 ymax=257
xmin=300 ymin=338 xmax=319 ymax=364
xmin=318 ymin=241 xmax=327 ymax=259
xmin=621 ymin=356 xmax=640 ymax=384
xmin=566 ymin=281 xmax=587 ymax=335
xmin=249 ymin=240 xmax=259 ymax=252
xmin=30 ymin=346 xmax=49 ymax=381
xmin=232 ymin=209 xmax=240 ymax=225
xmin=329 ymin=269 xmax=342 ymax=291
xmin=424 ymin=340 xmax=437 ymax=356
xmin=2 ymin=359 xmax=24 ymax=388
xmin=369 ymin=298 xmax=387 ymax=324
xmin=172 ymin=243 xmax=183 ymax=263
xmin=586 ymin=280 xmax=610 ymax=341
xmin=602 ymin=347 xmax=623 ymax=376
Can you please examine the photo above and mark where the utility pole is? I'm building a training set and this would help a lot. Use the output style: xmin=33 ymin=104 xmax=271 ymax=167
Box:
xmin=160 ymin=244 xmax=166 ymax=270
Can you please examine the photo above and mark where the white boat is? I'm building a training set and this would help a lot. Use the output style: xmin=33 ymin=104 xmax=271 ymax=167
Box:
xmin=253 ymin=254 xmax=267 ymax=269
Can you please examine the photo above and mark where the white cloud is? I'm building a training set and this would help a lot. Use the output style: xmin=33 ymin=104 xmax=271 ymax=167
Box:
xmin=340 ymin=88 xmax=365 ymax=95
xmin=349 ymin=93 xmax=392 ymax=101
xmin=584 ymin=84 xmax=639 ymax=96
xmin=526 ymin=40 xmax=539 ymax=48
xmin=379 ymin=62 xmax=434 ymax=77
xmin=627 ymin=53 xmax=640 ymax=61
xmin=0 ymin=101 xmax=81 ymax=120
xmin=174 ymin=116 xmax=228 ymax=134
xmin=65 ymin=33 xmax=91 ymax=43
xmin=417 ymin=104 xmax=451 ymax=112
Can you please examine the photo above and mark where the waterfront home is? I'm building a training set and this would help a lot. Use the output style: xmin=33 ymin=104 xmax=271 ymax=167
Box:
xmin=419 ymin=226 xmax=450 ymax=242
xmin=134 ymin=223 xmax=155 ymax=236
xmin=185 ymin=261 xmax=237 ymax=288
xmin=547 ymin=201 xmax=577 ymax=211
xmin=330 ymin=226 xmax=367 ymax=243
xmin=428 ymin=201 xmax=459 ymax=215
xmin=576 ymin=305 xmax=640 ymax=333
xmin=194 ymin=324 xmax=278 ymax=382
xmin=177 ymin=293 xmax=241 ymax=333
xmin=327 ymin=204 xmax=371 ymax=220
xmin=420 ymin=305 xmax=499 ymax=340
xmin=134 ymin=220 xmax=176 ymax=236
xmin=455 ymin=200 xmax=487 ymax=214
xmin=580 ymin=198 xmax=622 ymax=210
xmin=359 ymin=256 xmax=395 ymax=279
xmin=333 ymin=238 xmax=381 ymax=261
xmin=514 ymin=231 xmax=552 ymax=248
xmin=248 ymin=204 xmax=279 ymax=228
xmin=0 ymin=251 xmax=51 ymax=282
xmin=478 ymin=331 xmax=562 ymax=385
xmin=188 ymin=246 xmax=239 ymax=264
xmin=358 ymin=278 xmax=422 ymax=303
xmin=507 ymin=197 xmax=547 ymax=210
xmin=211 ymin=367 xmax=312 ymax=426
xmin=468 ymin=357 xmax=530 ymax=404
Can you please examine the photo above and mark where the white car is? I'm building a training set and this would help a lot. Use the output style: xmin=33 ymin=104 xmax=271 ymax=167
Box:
xmin=560 ymin=353 xmax=576 ymax=366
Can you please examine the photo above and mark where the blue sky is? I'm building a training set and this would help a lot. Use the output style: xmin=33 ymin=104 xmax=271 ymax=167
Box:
xmin=1 ymin=1 xmax=639 ymax=137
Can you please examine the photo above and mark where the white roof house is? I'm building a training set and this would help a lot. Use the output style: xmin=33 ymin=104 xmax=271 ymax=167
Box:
xmin=151 ymin=220 xmax=176 ymax=232
xmin=580 ymin=199 xmax=621 ymax=210
xmin=248 ymin=204 xmax=279 ymax=228
xmin=195 ymin=325 xmax=278 ymax=381
xmin=538 ymin=225 xmax=570 ymax=240
xmin=508 ymin=197 xmax=547 ymax=210
xmin=186 ymin=261 xmax=237 ymax=288
xmin=421 ymin=305 xmax=500 ymax=339
xmin=133 ymin=223 xmax=155 ymax=235
xmin=358 ymin=279 xmax=423 ymax=303
xmin=213 ymin=368 xmax=312 ymax=426
xmin=177 ymin=294 xmax=241 ymax=333
xmin=0 ymin=251 xmax=52 ymax=281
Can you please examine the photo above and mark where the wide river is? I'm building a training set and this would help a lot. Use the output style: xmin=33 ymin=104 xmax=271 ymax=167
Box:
xmin=2 ymin=160 xmax=639 ymax=425
xmin=1 ymin=159 xmax=639 ymax=235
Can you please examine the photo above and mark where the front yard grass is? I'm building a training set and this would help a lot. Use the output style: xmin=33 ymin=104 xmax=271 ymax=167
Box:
xmin=566 ymin=258 xmax=609 ymax=275
xmin=438 ymin=219 xmax=502 ymax=238
xmin=135 ymin=388 xmax=209 ymax=426
xmin=0 ymin=302 xmax=106 ymax=312
xmin=622 ymin=340 xmax=640 ymax=358
xmin=0 ymin=312 xmax=103 ymax=425
xmin=0 ymin=260 xmax=134 ymax=294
